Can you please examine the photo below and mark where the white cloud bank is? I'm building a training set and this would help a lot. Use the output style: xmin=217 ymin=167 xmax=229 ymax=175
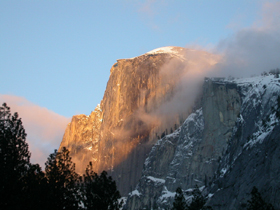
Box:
xmin=0 ymin=95 xmax=70 ymax=168
xmin=139 ymin=1 xmax=280 ymax=129
xmin=211 ymin=1 xmax=280 ymax=78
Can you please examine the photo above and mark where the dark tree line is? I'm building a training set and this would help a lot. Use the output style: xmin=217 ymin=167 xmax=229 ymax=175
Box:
xmin=246 ymin=187 xmax=275 ymax=210
xmin=171 ymin=186 xmax=275 ymax=210
xmin=171 ymin=186 xmax=212 ymax=210
xmin=0 ymin=103 xmax=122 ymax=210
xmin=1 ymin=102 xmax=277 ymax=210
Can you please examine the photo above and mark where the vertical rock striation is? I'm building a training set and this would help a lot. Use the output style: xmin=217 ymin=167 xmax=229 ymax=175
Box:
xmin=59 ymin=46 xmax=280 ymax=209
xmin=59 ymin=46 xmax=219 ymax=195
xmin=125 ymin=78 xmax=242 ymax=209
xmin=208 ymin=75 xmax=280 ymax=210
xmin=125 ymin=74 xmax=280 ymax=210
xmin=60 ymin=104 xmax=102 ymax=172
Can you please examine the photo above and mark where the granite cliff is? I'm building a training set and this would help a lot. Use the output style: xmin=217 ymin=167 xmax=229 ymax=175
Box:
xmin=124 ymin=77 xmax=242 ymax=209
xmin=124 ymin=74 xmax=280 ymax=210
xmin=59 ymin=46 xmax=218 ymax=195
xmin=59 ymin=46 xmax=280 ymax=209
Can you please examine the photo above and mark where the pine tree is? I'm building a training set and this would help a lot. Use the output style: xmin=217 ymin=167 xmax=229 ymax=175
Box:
xmin=246 ymin=186 xmax=275 ymax=210
xmin=21 ymin=163 xmax=50 ymax=209
xmin=45 ymin=147 xmax=81 ymax=209
xmin=152 ymin=200 xmax=159 ymax=210
xmin=186 ymin=185 xmax=213 ymax=210
xmin=172 ymin=187 xmax=187 ymax=210
xmin=82 ymin=162 xmax=122 ymax=210
xmin=187 ymin=185 xmax=206 ymax=210
xmin=0 ymin=103 xmax=30 ymax=209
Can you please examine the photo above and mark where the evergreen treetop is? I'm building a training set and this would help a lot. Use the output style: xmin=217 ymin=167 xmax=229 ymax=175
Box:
xmin=0 ymin=103 xmax=30 ymax=208
xmin=246 ymin=186 xmax=275 ymax=210
xmin=172 ymin=187 xmax=187 ymax=210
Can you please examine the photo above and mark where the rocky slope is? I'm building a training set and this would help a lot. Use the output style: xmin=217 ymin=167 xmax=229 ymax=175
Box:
xmin=124 ymin=76 xmax=242 ymax=209
xmin=60 ymin=46 xmax=280 ymax=209
xmin=59 ymin=105 xmax=102 ymax=172
xmin=124 ymin=74 xmax=280 ymax=210
xmin=59 ymin=46 xmax=218 ymax=195
xmin=208 ymin=75 xmax=280 ymax=209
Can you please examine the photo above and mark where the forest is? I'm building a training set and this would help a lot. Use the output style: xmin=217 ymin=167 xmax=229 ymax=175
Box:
xmin=0 ymin=102 xmax=275 ymax=210
xmin=0 ymin=103 xmax=122 ymax=210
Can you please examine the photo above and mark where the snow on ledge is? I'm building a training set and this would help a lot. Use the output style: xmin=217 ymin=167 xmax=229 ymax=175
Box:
xmin=147 ymin=176 xmax=166 ymax=184
xmin=130 ymin=189 xmax=141 ymax=197
xmin=159 ymin=186 xmax=176 ymax=204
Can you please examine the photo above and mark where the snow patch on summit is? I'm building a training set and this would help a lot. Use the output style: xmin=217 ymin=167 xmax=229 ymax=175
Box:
xmin=146 ymin=46 xmax=186 ymax=61
xmin=147 ymin=46 xmax=184 ymax=55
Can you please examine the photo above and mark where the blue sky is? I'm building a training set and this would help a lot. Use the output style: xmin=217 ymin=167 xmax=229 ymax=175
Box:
xmin=0 ymin=0 xmax=262 ymax=117
xmin=1 ymin=0 xmax=279 ymax=166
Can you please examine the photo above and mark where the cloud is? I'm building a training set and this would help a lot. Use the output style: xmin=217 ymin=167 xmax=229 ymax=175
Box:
xmin=130 ymin=1 xmax=280 ymax=135
xmin=260 ymin=1 xmax=280 ymax=30
xmin=138 ymin=0 xmax=157 ymax=17
xmin=154 ymin=49 xmax=220 ymax=118
xmin=124 ymin=48 xmax=220 ymax=142
xmin=0 ymin=95 xmax=70 ymax=168
xmin=156 ymin=1 xmax=280 ymax=121
xmin=136 ymin=0 xmax=168 ymax=30
xmin=212 ymin=1 xmax=280 ymax=78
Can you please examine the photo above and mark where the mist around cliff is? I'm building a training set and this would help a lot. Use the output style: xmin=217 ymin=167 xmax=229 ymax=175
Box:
xmin=0 ymin=94 xmax=69 ymax=167
xmin=212 ymin=1 xmax=280 ymax=78
xmin=133 ymin=2 xmax=280 ymax=134
xmin=130 ymin=50 xmax=219 ymax=136
xmin=186 ymin=1 xmax=280 ymax=84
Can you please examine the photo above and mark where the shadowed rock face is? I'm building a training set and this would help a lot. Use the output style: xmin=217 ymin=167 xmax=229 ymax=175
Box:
xmin=59 ymin=47 xmax=280 ymax=209
xmin=59 ymin=46 xmax=219 ymax=195
xmin=124 ymin=75 xmax=280 ymax=210
xmin=208 ymin=75 xmax=280 ymax=210
xmin=124 ymin=79 xmax=242 ymax=210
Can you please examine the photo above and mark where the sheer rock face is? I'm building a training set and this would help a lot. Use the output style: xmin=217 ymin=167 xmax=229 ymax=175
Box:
xmin=59 ymin=105 xmax=102 ymax=173
xmin=125 ymin=75 xmax=280 ymax=210
xmin=208 ymin=75 xmax=280 ymax=210
xmin=58 ymin=47 xmax=280 ymax=209
xmin=59 ymin=47 xmax=219 ymax=195
xmin=124 ymin=79 xmax=242 ymax=210
xmin=94 ymin=54 xmax=180 ymax=195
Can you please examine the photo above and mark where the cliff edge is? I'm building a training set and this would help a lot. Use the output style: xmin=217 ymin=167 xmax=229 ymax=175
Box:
xmin=59 ymin=46 xmax=219 ymax=195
